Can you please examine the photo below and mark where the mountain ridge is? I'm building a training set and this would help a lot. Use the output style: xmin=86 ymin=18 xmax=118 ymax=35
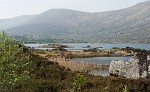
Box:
xmin=0 ymin=0 xmax=150 ymax=43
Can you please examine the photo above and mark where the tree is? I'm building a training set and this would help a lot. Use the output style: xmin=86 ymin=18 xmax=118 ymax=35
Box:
xmin=0 ymin=32 xmax=30 ymax=91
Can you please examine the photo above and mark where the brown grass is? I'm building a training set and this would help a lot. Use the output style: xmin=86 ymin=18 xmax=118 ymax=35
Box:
xmin=45 ymin=55 xmax=109 ymax=72
xmin=34 ymin=50 xmax=109 ymax=72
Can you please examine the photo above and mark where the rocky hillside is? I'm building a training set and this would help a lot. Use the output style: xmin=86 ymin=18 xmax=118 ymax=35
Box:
xmin=0 ymin=1 xmax=150 ymax=43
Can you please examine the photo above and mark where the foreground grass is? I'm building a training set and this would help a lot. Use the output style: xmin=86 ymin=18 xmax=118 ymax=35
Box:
xmin=1 ymin=44 xmax=150 ymax=91
xmin=17 ymin=53 xmax=150 ymax=92
xmin=0 ymin=49 xmax=148 ymax=92
xmin=20 ymin=50 xmax=150 ymax=92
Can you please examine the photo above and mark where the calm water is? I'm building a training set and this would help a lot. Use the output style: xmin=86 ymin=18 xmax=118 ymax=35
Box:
xmin=71 ymin=56 xmax=131 ymax=76
xmin=25 ymin=43 xmax=150 ymax=50
xmin=63 ymin=43 xmax=150 ymax=50
xmin=26 ymin=43 xmax=140 ymax=76
xmin=71 ymin=56 xmax=131 ymax=65
xmin=25 ymin=43 xmax=141 ymax=65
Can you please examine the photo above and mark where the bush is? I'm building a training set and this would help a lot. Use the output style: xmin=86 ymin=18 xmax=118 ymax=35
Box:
xmin=0 ymin=32 xmax=31 ymax=91
xmin=73 ymin=73 xmax=86 ymax=92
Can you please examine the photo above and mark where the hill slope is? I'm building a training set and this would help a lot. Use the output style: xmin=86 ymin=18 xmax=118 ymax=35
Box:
xmin=0 ymin=1 xmax=150 ymax=43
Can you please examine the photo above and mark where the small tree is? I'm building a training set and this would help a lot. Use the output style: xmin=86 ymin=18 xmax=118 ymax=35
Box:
xmin=0 ymin=32 xmax=30 ymax=91
xmin=73 ymin=73 xmax=86 ymax=92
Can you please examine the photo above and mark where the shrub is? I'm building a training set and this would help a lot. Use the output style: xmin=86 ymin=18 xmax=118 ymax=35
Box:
xmin=73 ymin=73 xmax=86 ymax=92
xmin=0 ymin=32 xmax=31 ymax=91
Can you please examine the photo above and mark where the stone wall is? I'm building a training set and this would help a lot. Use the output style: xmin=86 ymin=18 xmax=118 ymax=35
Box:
xmin=109 ymin=54 xmax=150 ymax=79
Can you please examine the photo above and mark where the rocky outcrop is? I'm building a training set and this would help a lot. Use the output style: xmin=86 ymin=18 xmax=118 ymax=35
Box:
xmin=109 ymin=52 xmax=150 ymax=79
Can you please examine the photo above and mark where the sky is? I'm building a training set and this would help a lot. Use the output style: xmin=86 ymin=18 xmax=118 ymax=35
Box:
xmin=0 ymin=0 xmax=148 ymax=19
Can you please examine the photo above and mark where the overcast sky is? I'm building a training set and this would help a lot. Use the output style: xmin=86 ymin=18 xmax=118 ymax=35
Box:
xmin=0 ymin=0 xmax=148 ymax=19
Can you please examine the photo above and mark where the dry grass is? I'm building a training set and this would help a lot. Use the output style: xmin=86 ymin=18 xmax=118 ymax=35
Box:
xmin=35 ymin=50 xmax=109 ymax=72
xmin=45 ymin=55 xmax=109 ymax=72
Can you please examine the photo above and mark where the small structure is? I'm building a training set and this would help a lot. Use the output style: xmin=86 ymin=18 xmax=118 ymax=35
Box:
xmin=109 ymin=51 xmax=150 ymax=79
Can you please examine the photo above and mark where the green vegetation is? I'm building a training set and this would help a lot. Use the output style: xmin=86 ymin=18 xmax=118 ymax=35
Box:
xmin=28 ymin=54 xmax=75 ymax=92
xmin=13 ymin=35 xmax=62 ymax=43
xmin=23 ymin=54 xmax=150 ymax=92
xmin=0 ymin=32 xmax=30 ymax=91
xmin=1 ymin=32 xmax=150 ymax=92
xmin=73 ymin=73 xmax=86 ymax=92
xmin=13 ymin=35 xmax=87 ymax=43
xmin=27 ymin=51 xmax=150 ymax=92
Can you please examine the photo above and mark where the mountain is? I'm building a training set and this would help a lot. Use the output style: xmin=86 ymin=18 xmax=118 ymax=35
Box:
xmin=0 ymin=1 xmax=150 ymax=43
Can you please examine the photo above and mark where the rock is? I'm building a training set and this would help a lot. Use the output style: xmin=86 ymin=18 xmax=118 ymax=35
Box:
xmin=109 ymin=52 xmax=150 ymax=79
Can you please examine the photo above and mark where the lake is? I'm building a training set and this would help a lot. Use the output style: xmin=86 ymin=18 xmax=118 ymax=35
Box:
xmin=25 ymin=43 xmax=145 ymax=65
xmin=25 ymin=43 xmax=150 ymax=50
xmin=71 ymin=56 xmax=131 ymax=65
xmin=26 ymin=43 xmax=140 ymax=76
